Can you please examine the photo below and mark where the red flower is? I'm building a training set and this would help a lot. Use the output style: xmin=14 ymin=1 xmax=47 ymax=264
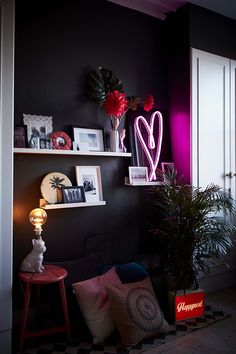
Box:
xmin=103 ymin=90 xmax=128 ymax=118
xmin=143 ymin=94 xmax=154 ymax=111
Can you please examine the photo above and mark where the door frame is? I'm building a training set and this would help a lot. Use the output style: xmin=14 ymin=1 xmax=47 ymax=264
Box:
xmin=0 ymin=0 xmax=14 ymax=352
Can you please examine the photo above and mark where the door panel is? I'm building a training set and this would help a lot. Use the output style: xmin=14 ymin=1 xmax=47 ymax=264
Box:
xmin=0 ymin=0 xmax=14 ymax=352
xmin=191 ymin=48 xmax=236 ymax=274
xmin=191 ymin=48 xmax=230 ymax=190
xmin=230 ymin=61 xmax=236 ymax=201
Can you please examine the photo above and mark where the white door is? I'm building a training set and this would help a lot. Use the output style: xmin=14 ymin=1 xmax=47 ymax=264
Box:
xmin=230 ymin=60 xmax=236 ymax=202
xmin=191 ymin=48 xmax=230 ymax=191
xmin=191 ymin=48 xmax=236 ymax=281
xmin=230 ymin=59 xmax=236 ymax=270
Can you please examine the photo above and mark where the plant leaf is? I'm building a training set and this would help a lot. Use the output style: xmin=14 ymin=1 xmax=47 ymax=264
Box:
xmin=127 ymin=96 xmax=141 ymax=111
xmin=85 ymin=67 xmax=123 ymax=106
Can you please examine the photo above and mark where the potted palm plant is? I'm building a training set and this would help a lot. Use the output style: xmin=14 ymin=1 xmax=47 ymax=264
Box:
xmin=147 ymin=169 xmax=235 ymax=291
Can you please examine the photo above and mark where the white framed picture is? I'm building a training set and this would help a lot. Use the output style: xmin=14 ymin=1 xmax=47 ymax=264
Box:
xmin=23 ymin=113 xmax=53 ymax=146
xmin=73 ymin=127 xmax=104 ymax=152
xmin=75 ymin=166 xmax=103 ymax=202
xmin=128 ymin=166 xmax=148 ymax=184
xmin=161 ymin=162 xmax=175 ymax=176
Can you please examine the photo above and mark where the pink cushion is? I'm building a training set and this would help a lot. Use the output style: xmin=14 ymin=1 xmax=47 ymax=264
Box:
xmin=72 ymin=267 xmax=121 ymax=343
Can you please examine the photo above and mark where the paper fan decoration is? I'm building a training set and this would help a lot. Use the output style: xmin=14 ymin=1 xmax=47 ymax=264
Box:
xmin=40 ymin=172 xmax=72 ymax=204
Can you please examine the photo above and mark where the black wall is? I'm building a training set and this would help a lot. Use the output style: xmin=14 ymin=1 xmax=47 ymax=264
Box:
xmin=13 ymin=0 xmax=170 ymax=285
xmin=165 ymin=6 xmax=191 ymax=182
xmin=189 ymin=4 xmax=236 ymax=59
xmin=14 ymin=0 xmax=236 ymax=304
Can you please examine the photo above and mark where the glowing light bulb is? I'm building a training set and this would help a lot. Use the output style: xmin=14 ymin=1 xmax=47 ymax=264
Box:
xmin=29 ymin=208 xmax=47 ymax=237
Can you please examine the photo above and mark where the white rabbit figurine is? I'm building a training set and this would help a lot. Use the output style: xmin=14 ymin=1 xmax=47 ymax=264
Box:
xmin=120 ymin=128 xmax=127 ymax=153
xmin=21 ymin=237 xmax=46 ymax=273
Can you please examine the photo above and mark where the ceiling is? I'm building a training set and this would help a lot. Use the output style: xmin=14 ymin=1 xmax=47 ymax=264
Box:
xmin=107 ymin=0 xmax=236 ymax=21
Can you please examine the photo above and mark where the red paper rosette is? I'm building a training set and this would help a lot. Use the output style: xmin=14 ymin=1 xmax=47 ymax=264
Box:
xmin=51 ymin=131 xmax=72 ymax=150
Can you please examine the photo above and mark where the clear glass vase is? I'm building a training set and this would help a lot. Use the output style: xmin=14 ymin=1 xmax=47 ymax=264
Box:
xmin=110 ymin=130 xmax=120 ymax=152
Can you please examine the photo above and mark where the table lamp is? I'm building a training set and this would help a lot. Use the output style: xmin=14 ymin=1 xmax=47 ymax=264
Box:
xmin=20 ymin=208 xmax=47 ymax=273
xmin=29 ymin=207 xmax=47 ymax=238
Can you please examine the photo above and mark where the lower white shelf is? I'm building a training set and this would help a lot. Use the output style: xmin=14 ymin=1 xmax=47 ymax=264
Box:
xmin=124 ymin=177 xmax=163 ymax=186
xmin=40 ymin=200 xmax=106 ymax=209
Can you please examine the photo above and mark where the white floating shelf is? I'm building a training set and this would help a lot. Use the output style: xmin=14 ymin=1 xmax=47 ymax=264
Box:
xmin=124 ymin=177 xmax=163 ymax=186
xmin=40 ymin=201 xmax=106 ymax=209
xmin=14 ymin=148 xmax=131 ymax=157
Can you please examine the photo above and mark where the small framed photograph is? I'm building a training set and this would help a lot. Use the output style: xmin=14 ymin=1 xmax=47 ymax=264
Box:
xmin=40 ymin=138 xmax=51 ymax=149
xmin=29 ymin=136 xmax=40 ymax=149
xmin=161 ymin=162 xmax=175 ymax=176
xmin=51 ymin=131 xmax=72 ymax=150
xmin=75 ymin=166 xmax=103 ymax=203
xmin=23 ymin=113 xmax=53 ymax=146
xmin=129 ymin=166 xmax=148 ymax=184
xmin=14 ymin=125 xmax=27 ymax=148
xmin=73 ymin=127 xmax=104 ymax=152
xmin=61 ymin=186 xmax=86 ymax=204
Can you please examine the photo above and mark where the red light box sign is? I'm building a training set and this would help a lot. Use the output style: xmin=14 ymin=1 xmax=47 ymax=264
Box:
xmin=169 ymin=289 xmax=205 ymax=322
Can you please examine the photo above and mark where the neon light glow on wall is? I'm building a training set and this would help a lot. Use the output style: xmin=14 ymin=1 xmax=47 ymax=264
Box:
xmin=134 ymin=111 xmax=163 ymax=181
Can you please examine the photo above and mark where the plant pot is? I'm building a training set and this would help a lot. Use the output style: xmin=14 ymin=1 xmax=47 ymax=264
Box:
xmin=165 ymin=273 xmax=178 ymax=292
xmin=165 ymin=272 xmax=198 ymax=293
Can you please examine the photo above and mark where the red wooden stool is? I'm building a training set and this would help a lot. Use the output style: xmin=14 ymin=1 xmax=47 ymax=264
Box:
xmin=18 ymin=265 xmax=71 ymax=352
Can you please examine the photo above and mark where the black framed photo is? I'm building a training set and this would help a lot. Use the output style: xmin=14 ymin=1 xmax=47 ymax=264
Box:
xmin=61 ymin=186 xmax=86 ymax=204
xmin=14 ymin=125 xmax=27 ymax=148
xmin=72 ymin=127 xmax=104 ymax=152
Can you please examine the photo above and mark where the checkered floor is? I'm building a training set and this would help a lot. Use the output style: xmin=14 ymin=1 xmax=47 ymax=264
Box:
xmin=21 ymin=305 xmax=230 ymax=354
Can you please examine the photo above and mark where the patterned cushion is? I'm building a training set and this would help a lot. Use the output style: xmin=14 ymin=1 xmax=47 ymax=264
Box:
xmin=105 ymin=277 xmax=170 ymax=347
xmin=72 ymin=267 xmax=121 ymax=344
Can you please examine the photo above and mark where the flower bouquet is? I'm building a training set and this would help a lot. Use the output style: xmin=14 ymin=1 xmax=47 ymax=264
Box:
xmin=85 ymin=67 xmax=155 ymax=151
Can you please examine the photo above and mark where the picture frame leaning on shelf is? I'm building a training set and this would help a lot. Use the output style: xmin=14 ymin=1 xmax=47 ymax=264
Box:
xmin=61 ymin=186 xmax=86 ymax=204
xmin=72 ymin=126 xmax=104 ymax=152
xmin=23 ymin=113 xmax=53 ymax=149
xmin=75 ymin=166 xmax=103 ymax=203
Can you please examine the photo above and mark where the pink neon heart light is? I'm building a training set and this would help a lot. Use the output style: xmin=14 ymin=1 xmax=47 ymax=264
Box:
xmin=134 ymin=111 xmax=163 ymax=181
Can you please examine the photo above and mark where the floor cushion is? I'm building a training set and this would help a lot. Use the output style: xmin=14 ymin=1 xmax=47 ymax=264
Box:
xmin=105 ymin=276 xmax=170 ymax=347
xmin=72 ymin=267 xmax=121 ymax=344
